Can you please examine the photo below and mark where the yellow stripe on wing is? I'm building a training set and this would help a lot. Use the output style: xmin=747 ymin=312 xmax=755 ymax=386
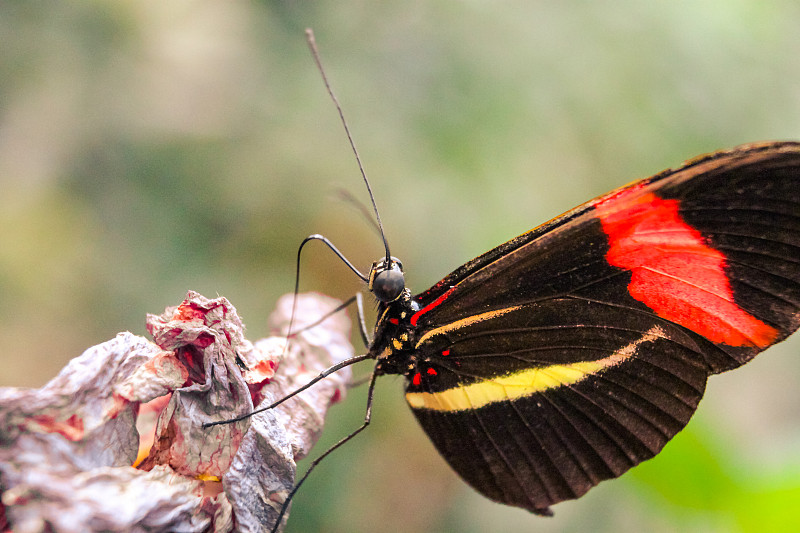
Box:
xmin=406 ymin=326 xmax=664 ymax=411
xmin=414 ymin=305 xmax=524 ymax=349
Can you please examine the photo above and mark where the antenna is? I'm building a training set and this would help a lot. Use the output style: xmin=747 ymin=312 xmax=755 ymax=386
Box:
xmin=206 ymin=32 xmax=393 ymax=532
xmin=305 ymin=29 xmax=392 ymax=263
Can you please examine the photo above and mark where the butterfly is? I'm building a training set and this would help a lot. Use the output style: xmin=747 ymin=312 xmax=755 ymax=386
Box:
xmin=360 ymin=141 xmax=800 ymax=516
xmin=251 ymin=29 xmax=800 ymax=533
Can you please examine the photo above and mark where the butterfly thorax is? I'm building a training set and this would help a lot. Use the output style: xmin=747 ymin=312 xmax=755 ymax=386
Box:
xmin=370 ymin=290 xmax=422 ymax=378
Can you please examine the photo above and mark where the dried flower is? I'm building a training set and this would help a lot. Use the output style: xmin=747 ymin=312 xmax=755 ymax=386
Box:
xmin=0 ymin=291 xmax=353 ymax=532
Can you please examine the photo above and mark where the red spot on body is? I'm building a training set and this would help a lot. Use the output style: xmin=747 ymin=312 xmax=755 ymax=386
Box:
xmin=595 ymin=189 xmax=778 ymax=348
xmin=426 ymin=368 xmax=437 ymax=376
xmin=412 ymin=372 xmax=422 ymax=386
xmin=411 ymin=286 xmax=457 ymax=327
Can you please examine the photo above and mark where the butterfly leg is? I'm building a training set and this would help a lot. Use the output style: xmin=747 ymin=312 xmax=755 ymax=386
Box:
xmin=270 ymin=364 xmax=379 ymax=533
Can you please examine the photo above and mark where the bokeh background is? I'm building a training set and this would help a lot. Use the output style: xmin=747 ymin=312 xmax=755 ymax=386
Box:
xmin=2 ymin=2 xmax=800 ymax=532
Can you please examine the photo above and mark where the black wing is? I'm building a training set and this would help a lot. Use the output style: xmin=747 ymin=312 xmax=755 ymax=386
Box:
xmin=400 ymin=142 xmax=800 ymax=514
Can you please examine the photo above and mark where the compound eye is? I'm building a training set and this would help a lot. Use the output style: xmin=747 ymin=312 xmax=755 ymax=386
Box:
xmin=372 ymin=266 xmax=405 ymax=302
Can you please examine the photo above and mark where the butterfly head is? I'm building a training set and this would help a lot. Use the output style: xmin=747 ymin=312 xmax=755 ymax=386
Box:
xmin=369 ymin=257 xmax=405 ymax=303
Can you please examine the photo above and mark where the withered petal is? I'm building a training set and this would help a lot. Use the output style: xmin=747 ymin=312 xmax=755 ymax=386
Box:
xmin=0 ymin=292 xmax=354 ymax=533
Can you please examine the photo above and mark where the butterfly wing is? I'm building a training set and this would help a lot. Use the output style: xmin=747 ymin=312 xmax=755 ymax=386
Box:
xmin=402 ymin=142 xmax=800 ymax=514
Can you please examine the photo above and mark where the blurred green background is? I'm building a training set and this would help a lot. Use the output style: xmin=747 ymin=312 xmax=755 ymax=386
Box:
xmin=2 ymin=1 xmax=800 ymax=532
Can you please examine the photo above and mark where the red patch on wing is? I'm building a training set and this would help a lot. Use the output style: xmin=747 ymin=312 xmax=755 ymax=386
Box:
xmin=411 ymin=286 xmax=456 ymax=327
xmin=412 ymin=372 xmax=422 ymax=386
xmin=595 ymin=189 xmax=778 ymax=348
